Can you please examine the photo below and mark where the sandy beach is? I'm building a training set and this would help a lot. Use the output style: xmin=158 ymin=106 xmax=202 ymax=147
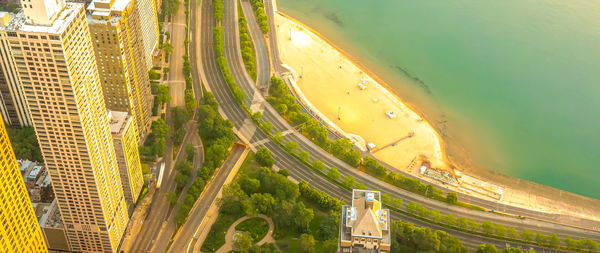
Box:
xmin=274 ymin=12 xmax=600 ymax=222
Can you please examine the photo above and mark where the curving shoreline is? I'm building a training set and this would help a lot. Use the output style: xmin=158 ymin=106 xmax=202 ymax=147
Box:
xmin=272 ymin=10 xmax=600 ymax=223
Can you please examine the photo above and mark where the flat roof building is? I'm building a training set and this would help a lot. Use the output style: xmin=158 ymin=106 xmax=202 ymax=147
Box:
xmin=340 ymin=190 xmax=391 ymax=253
xmin=87 ymin=0 xmax=154 ymax=138
xmin=109 ymin=111 xmax=144 ymax=213
xmin=1 ymin=2 xmax=130 ymax=252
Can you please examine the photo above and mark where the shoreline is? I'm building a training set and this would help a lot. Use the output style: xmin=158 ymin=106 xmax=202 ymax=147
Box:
xmin=278 ymin=11 xmax=451 ymax=174
xmin=273 ymin=11 xmax=600 ymax=222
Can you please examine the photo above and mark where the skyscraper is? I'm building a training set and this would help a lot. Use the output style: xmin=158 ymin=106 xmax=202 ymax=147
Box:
xmin=137 ymin=0 xmax=159 ymax=70
xmin=0 ymin=114 xmax=47 ymax=252
xmin=2 ymin=1 xmax=129 ymax=252
xmin=87 ymin=0 xmax=153 ymax=138
xmin=109 ymin=110 xmax=144 ymax=212
xmin=0 ymin=11 xmax=32 ymax=127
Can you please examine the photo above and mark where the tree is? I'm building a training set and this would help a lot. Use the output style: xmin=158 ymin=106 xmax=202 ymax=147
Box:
xmin=284 ymin=141 xmax=299 ymax=152
xmin=330 ymin=138 xmax=352 ymax=157
xmin=298 ymin=150 xmax=310 ymax=163
xmin=564 ymin=236 xmax=577 ymax=250
xmin=234 ymin=232 xmax=254 ymax=251
xmin=342 ymin=176 xmax=356 ymax=188
xmin=275 ymin=104 xmax=287 ymax=114
xmin=391 ymin=198 xmax=403 ymax=208
xmin=327 ymin=167 xmax=341 ymax=180
xmin=185 ymin=144 xmax=195 ymax=162
xmin=476 ymin=244 xmax=498 ymax=253
xmin=436 ymin=230 xmax=468 ymax=253
xmin=262 ymin=122 xmax=273 ymax=133
xmin=163 ymin=42 xmax=174 ymax=56
xmin=535 ymin=232 xmax=547 ymax=246
xmin=316 ymin=216 xmax=337 ymax=241
xmin=506 ymin=227 xmax=519 ymax=239
xmin=172 ymin=128 xmax=186 ymax=146
xmin=442 ymin=214 xmax=455 ymax=226
xmin=251 ymin=193 xmax=275 ymax=214
xmin=362 ymin=157 xmax=387 ymax=177
xmin=494 ymin=224 xmax=506 ymax=237
xmin=171 ymin=107 xmax=191 ymax=129
xmin=167 ymin=192 xmax=178 ymax=207
xmin=311 ymin=160 xmax=326 ymax=171
xmin=482 ymin=221 xmax=494 ymax=235
xmin=445 ymin=192 xmax=458 ymax=204
xmin=520 ymin=229 xmax=534 ymax=242
xmin=298 ymin=234 xmax=315 ymax=253
xmin=272 ymin=132 xmax=283 ymax=143
xmin=466 ymin=219 xmax=480 ymax=232
xmin=255 ymin=147 xmax=274 ymax=167
xmin=577 ymin=238 xmax=599 ymax=252
xmin=155 ymin=85 xmax=171 ymax=105
xmin=547 ymin=233 xmax=560 ymax=248
xmin=6 ymin=127 xmax=43 ymax=161
xmin=430 ymin=209 xmax=441 ymax=223
xmin=251 ymin=111 xmax=263 ymax=124
xmin=456 ymin=217 xmax=468 ymax=229
xmin=239 ymin=175 xmax=261 ymax=194
xmin=342 ymin=149 xmax=362 ymax=167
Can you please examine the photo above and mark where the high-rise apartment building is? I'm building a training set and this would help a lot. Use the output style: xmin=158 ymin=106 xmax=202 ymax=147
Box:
xmin=87 ymin=0 xmax=153 ymax=138
xmin=2 ymin=1 xmax=129 ymax=252
xmin=0 ymin=114 xmax=47 ymax=252
xmin=137 ymin=0 xmax=159 ymax=70
xmin=0 ymin=12 xmax=32 ymax=127
xmin=109 ymin=111 xmax=144 ymax=212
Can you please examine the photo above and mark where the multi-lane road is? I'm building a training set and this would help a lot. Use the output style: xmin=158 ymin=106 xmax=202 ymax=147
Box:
xmin=184 ymin=0 xmax=596 ymax=251
xmin=128 ymin=0 xmax=598 ymax=251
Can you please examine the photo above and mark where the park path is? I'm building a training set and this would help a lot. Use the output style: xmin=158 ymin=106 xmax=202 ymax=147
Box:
xmin=215 ymin=214 xmax=275 ymax=253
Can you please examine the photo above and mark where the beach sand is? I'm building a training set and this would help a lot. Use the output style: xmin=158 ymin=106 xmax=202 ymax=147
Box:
xmin=274 ymin=13 xmax=600 ymax=223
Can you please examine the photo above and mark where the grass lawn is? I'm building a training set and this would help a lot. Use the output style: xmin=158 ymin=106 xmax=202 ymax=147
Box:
xmin=238 ymin=151 xmax=261 ymax=177
xmin=235 ymin=217 xmax=269 ymax=242
xmin=200 ymin=213 xmax=242 ymax=252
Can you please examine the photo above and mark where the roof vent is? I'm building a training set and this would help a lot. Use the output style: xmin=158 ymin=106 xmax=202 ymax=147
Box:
xmin=362 ymin=230 xmax=365 ymax=235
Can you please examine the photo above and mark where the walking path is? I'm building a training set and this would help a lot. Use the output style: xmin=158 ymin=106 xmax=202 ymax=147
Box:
xmin=216 ymin=215 xmax=276 ymax=253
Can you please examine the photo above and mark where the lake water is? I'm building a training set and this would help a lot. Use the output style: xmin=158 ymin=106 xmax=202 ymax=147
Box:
xmin=277 ymin=0 xmax=600 ymax=199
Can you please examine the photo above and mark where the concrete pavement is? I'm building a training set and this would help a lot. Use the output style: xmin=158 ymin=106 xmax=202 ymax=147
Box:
xmin=169 ymin=144 xmax=248 ymax=253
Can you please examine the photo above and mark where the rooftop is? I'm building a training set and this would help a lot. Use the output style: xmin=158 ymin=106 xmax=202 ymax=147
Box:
xmin=86 ymin=0 xmax=133 ymax=25
xmin=108 ymin=110 xmax=130 ymax=134
xmin=1 ymin=3 xmax=83 ymax=34
xmin=39 ymin=199 xmax=63 ymax=229
xmin=340 ymin=190 xmax=391 ymax=250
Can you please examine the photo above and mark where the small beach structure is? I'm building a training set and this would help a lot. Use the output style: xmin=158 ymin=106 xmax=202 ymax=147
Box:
xmin=358 ymin=83 xmax=367 ymax=90
xmin=367 ymin=142 xmax=376 ymax=152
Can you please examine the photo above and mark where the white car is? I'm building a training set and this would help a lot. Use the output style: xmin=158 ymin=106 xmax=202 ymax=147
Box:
xmin=386 ymin=111 xmax=396 ymax=119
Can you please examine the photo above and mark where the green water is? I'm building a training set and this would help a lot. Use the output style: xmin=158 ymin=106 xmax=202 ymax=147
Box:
xmin=278 ymin=0 xmax=600 ymax=199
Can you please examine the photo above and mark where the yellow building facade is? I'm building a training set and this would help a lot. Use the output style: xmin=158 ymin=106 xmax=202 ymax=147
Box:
xmin=1 ymin=2 xmax=129 ymax=252
xmin=88 ymin=0 xmax=153 ymax=139
xmin=109 ymin=111 xmax=144 ymax=211
xmin=0 ymin=115 xmax=47 ymax=252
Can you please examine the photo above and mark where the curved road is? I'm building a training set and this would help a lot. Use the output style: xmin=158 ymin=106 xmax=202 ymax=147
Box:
xmin=231 ymin=0 xmax=600 ymax=245
xmin=189 ymin=0 xmax=581 ymax=252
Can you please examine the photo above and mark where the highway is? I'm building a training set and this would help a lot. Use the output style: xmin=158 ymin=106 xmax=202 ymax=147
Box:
xmin=188 ymin=0 xmax=583 ymax=251
xmin=168 ymin=144 xmax=246 ymax=252
xmin=259 ymin=0 xmax=600 ymax=240
xmin=223 ymin=0 xmax=600 ymax=245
